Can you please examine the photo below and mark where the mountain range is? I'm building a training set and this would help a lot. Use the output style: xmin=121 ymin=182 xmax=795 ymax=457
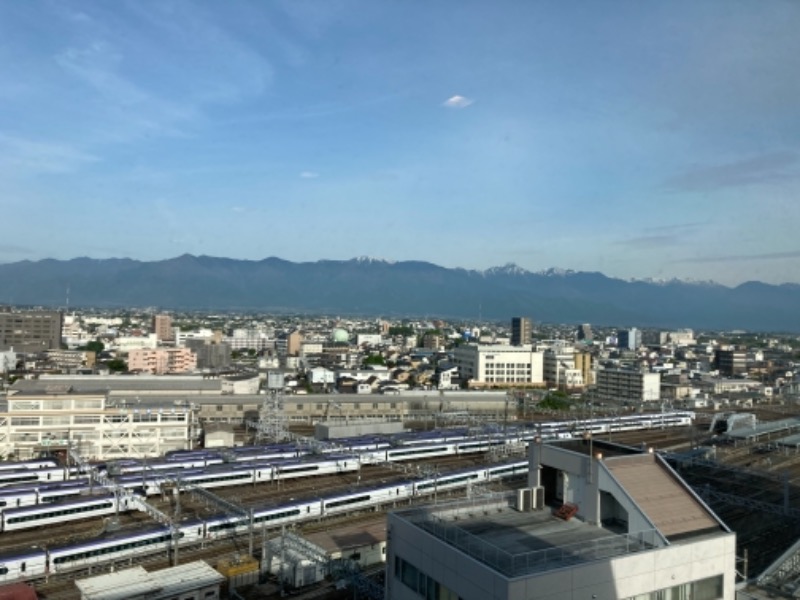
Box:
xmin=1 ymin=255 xmax=798 ymax=331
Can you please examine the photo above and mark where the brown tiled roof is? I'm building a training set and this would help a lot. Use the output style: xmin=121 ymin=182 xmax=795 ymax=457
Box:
xmin=606 ymin=454 xmax=720 ymax=539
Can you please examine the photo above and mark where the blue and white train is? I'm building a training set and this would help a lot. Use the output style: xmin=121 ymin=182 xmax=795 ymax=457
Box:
xmin=0 ymin=460 xmax=529 ymax=583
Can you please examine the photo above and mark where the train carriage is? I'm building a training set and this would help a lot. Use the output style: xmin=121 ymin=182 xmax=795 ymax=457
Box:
xmin=0 ymin=467 xmax=67 ymax=487
xmin=1 ymin=494 xmax=126 ymax=533
xmin=0 ymin=549 xmax=47 ymax=584
xmin=48 ymin=526 xmax=180 ymax=573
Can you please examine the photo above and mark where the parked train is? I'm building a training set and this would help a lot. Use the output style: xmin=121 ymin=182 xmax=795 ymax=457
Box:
xmin=0 ymin=410 xmax=694 ymax=516
xmin=0 ymin=460 xmax=529 ymax=583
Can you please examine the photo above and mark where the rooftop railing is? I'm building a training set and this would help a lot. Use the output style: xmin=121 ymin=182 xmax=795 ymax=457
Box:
xmin=399 ymin=500 xmax=659 ymax=578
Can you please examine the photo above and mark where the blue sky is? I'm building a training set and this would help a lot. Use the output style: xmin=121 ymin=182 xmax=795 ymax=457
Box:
xmin=1 ymin=1 xmax=799 ymax=286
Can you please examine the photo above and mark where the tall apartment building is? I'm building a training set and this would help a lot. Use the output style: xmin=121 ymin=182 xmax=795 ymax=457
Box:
xmin=575 ymin=323 xmax=593 ymax=342
xmin=128 ymin=348 xmax=197 ymax=374
xmin=542 ymin=347 xmax=584 ymax=390
xmin=714 ymin=349 xmax=747 ymax=377
xmin=152 ymin=314 xmax=174 ymax=342
xmin=618 ymin=327 xmax=642 ymax=350
xmin=574 ymin=350 xmax=594 ymax=386
xmin=452 ymin=344 xmax=544 ymax=388
xmin=594 ymin=368 xmax=660 ymax=404
xmin=185 ymin=338 xmax=232 ymax=370
xmin=510 ymin=317 xmax=532 ymax=346
xmin=276 ymin=330 xmax=303 ymax=358
xmin=0 ymin=309 xmax=63 ymax=353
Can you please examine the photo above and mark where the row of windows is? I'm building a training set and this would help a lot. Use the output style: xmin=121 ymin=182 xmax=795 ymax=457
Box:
xmin=7 ymin=501 xmax=114 ymax=524
xmin=326 ymin=494 xmax=371 ymax=509
xmin=53 ymin=533 xmax=182 ymax=564
xmin=389 ymin=446 xmax=447 ymax=458
xmin=416 ymin=473 xmax=478 ymax=491
xmin=209 ymin=508 xmax=303 ymax=531
xmin=624 ymin=575 xmax=723 ymax=600
xmin=395 ymin=556 xmax=460 ymax=600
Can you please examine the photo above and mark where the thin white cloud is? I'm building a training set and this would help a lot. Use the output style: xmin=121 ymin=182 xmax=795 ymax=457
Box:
xmin=442 ymin=95 xmax=474 ymax=109
xmin=0 ymin=134 xmax=99 ymax=174
xmin=231 ymin=206 xmax=246 ymax=213
xmin=300 ymin=171 xmax=320 ymax=179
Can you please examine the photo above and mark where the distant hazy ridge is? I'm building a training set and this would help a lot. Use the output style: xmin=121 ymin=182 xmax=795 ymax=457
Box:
xmin=1 ymin=255 xmax=798 ymax=331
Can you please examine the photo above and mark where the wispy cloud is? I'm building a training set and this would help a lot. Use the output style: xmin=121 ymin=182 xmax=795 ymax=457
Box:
xmin=615 ymin=235 xmax=681 ymax=249
xmin=663 ymin=151 xmax=798 ymax=192
xmin=673 ymin=250 xmax=800 ymax=264
xmin=0 ymin=243 xmax=35 ymax=255
xmin=616 ymin=221 xmax=709 ymax=249
xmin=300 ymin=171 xmax=320 ymax=179
xmin=54 ymin=42 xmax=198 ymax=140
xmin=0 ymin=133 xmax=99 ymax=174
xmin=442 ymin=95 xmax=474 ymax=109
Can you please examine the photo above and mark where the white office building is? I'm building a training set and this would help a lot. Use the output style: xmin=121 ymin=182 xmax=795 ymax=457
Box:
xmin=452 ymin=344 xmax=544 ymax=388
xmin=386 ymin=440 xmax=735 ymax=599
xmin=594 ymin=369 xmax=661 ymax=404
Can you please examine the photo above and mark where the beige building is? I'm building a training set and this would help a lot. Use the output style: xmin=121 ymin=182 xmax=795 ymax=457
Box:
xmin=128 ymin=347 xmax=197 ymax=374
xmin=0 ymin=309 xmax=63 ymax=353
xmin=152 ymin=314 xmax=174 ymax=342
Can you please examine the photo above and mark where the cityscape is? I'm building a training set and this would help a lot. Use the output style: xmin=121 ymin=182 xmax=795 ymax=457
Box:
xmin=0 ymin=304 xmax=799 ymax=599
xmin=2 ymin=1 xmax=800 ymax=599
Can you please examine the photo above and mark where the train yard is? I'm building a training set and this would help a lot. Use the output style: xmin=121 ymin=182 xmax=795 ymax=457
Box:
xmin=7 ymin=408 xmax=800 ymax=599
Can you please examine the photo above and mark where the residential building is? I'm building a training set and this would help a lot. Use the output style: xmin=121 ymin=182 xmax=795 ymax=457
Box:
xmin=128 ymin=347 xmax=197 ymax=374
xmin=276 ymin=329 xmax=303 ymax=357
xmin=576 ymin=323 xmax=593 ymax=342
xmin=386 ymin=440 xmax=735 ymax=599
xmin=595 ymin=368 xmax=660 ymax=404
xmin=510 ymin=317 xmax=532 ymax=346
xmin=225 ymin=328 xmax=272 ymax=351
xmin=574 ymin=351 xmax=594 ymax=386
xmin=543 ymin=346 xmax=584 ymax=390
xmin=0 ymin=309 xmax=63 ymax=353
xmin=714 ymin=349 xmax=747 ymax=377
xmin=113 ymin=334 xmax=158 ymax=352
xmin=617 ymin=328 xmax=642 ymax=351
xmin=185 ymin=338 xmax=231 ymax=370
xmin=421 ymin=332 xmax=443 ymax=350
xmin=452 ymin=344 xmax=544 ymax=388
xmin=44 ymin=349 xmax=96 ymax=370
xmin=152 ymin=313 xmax=174 ymax=342
xmin=659 ymin=329 xmax=695 ymax=346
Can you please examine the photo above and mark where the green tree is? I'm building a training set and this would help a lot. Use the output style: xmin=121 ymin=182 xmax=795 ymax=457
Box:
xmin=363 ymin=354 xmax=386 ymax=367
xmin=388 ymin=325 xmax=415 ymax=336
xmin=85 ymin=340 xmax=105 ymax=353
xmin=106 ymin=359 xmax=128 ymax=373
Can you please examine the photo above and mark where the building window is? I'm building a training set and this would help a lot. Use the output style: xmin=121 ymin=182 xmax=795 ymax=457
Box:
xmin=216 ymin=405 xmax=223 ymax=411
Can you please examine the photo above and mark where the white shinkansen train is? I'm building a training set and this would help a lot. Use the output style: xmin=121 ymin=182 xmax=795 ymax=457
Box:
xmin=0 ymin=411 xmax=694 ymax=521
xmin=0 ymin=460 xmax=529 ymax=583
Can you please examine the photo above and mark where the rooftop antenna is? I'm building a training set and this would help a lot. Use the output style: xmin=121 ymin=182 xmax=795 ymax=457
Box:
xmin=65 ymin=285 xmax=70 ymax=313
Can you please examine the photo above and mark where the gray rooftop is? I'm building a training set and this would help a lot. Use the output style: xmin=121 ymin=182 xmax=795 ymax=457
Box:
xmin=394 ymin=496 xmax=660 ymax=579
xmin=726 ymin=416 xmax=800 ymax=441
xmin=12 ymin=376 xmax=221 ymax=394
